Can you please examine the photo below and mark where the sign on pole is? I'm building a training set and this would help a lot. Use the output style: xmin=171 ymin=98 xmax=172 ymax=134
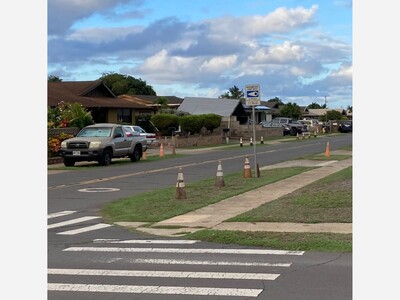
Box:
xmin=245 ymin=84 xmax=260 ymax=106
xmin=244 ymin=84 xmax=260 ymax=177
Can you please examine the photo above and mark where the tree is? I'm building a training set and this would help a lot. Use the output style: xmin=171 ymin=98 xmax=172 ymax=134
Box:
xmin=279 ymin=102 xmax=302 ymax=119
xmin=99 ymin=72 xmax=156 ymax=96
xmin=307 ymin=102 xmax=322 ymax=109
xmin=267 ymin=97 xmax=284 ymax=105
xmin=48 ymin=75 xmax=62 ymax=82
xmin=220 ymin=85 xmax=244 ymax=99
xmin=323 ymin=110 xmax=343 ymax=122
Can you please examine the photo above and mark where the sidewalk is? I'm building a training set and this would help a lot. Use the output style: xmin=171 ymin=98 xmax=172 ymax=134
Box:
xmin=116 ymin=150 xmax=353 ymax=237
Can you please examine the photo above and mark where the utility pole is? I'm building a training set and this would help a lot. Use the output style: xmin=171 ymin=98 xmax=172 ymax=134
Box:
xmin=324 ymin=96 xmax=328 ymax=123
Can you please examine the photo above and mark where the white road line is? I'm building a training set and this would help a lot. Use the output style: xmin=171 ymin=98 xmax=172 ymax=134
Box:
xmin=57 ymin=223 xmax=112 ymax=235
xmin=48 ymin=216 xmax=101 ymax=229
xmin=64 ymin=247 xmax=304 ymax=255
xmin=93 ymin=239 xmax=199 ymax=244
xmin=47 ymin=211 xmax=76 ymax=219
xmin=128 ymin=258 xmax=292 ymax=267
xmin=48 ymin=268 xmax=279 ymax=280
xmin=48 ymin=283 xmax=263 ymax=297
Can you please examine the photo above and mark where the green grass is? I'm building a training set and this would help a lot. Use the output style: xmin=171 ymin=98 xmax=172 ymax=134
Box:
xmin=185 ymin=165 xmax=353 ymax=252
xmin=186 ymin=230 xmax=352 ymax=252
xmin=100 ymin=167 xmax=314 ymax=223
xmin=228 ymin=167 xmax=352 ymax=223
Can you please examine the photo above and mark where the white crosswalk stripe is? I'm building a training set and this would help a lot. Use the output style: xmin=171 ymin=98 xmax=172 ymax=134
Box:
xmin=47 ymin=211 xmax=113 ymax=235
xmin=48 ymin=283 xmax=263 ymax=297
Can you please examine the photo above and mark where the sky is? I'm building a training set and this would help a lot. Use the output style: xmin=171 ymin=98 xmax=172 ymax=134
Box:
xmin=47 ymin=0 xmax=352 ymax=109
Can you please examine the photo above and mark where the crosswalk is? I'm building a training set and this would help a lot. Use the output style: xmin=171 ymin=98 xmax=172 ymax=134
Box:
xmin=48 ymin=211 xmax=304 ymax=298
xmin=48 ymin=210 xmax=112 ymax=235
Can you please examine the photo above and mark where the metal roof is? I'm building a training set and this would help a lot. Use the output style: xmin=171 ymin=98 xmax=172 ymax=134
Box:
xmin=178 ymin=97 xmax=242 ymax=116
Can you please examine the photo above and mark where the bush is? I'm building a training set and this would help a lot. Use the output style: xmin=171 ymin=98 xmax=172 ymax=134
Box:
xmin=151 ymin=114 xmax=180 ymax=136
xmin=179 ymin=115 xmax=204 ymax=134
xmin=203 ymin=114 xmax=221 ymax=132
xmin=48 ymin=132 xmax=74 ymax=154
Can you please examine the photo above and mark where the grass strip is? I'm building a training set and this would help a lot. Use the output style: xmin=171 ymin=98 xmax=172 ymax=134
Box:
xmin=100 ymin=167 xmax=314 ymax=223
xmin=186 ymin=230 xmax=352 ymax=252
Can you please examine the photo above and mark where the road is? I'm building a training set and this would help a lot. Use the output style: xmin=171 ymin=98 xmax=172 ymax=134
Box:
xmin=48 ymin=134 xmax=352 ymax=299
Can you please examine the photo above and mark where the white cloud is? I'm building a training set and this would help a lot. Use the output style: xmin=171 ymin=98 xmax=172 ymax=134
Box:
xmin=199 ymin=55 xmax=238 ymax=72
xmin=248 ymin=41 xmax=304 ymax=64
xmin=67 ymin=26 xmax=143 ymax=43
xmin=205 ymin=5 xmax=318 ymax=40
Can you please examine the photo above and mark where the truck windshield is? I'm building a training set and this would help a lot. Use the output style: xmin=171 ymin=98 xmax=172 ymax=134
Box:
xmin=77 ymin=127 xmax=112 ymax=137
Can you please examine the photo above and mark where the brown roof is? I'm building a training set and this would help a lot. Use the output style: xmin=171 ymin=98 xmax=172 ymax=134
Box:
xmin=48 ymin=80 xmax=151 ymax=109
xmin=132 ymin=95 xmax=184 ymax=105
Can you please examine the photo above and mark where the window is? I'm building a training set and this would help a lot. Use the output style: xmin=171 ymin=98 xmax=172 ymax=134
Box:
xmin=117 ymin=108 xmax=131 ymax=123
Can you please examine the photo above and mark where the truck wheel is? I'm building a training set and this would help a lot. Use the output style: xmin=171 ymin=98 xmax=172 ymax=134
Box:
xmin=99 ymin=149 xmax=112 ymax=166
xmin=63 ymin=158 xmax=75 ymax=167
xmin=130 ymin=147 xmax=141 ymax=162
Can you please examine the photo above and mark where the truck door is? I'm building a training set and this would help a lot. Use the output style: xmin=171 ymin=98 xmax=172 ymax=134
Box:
xmin=113 ymin=126 xmax=131 ymax=155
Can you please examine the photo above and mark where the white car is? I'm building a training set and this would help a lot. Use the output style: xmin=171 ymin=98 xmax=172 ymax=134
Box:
xmin=123 ymin=125 xmax=157 ymax=146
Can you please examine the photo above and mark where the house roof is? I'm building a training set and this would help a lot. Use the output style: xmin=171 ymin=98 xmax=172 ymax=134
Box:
xmin=178 ymin=97 xmax=243 ymax=116
xmin=49 ymin=81 xmax=155 ymax=109
xmin=132 ymin=95 xmax=184 ymax=106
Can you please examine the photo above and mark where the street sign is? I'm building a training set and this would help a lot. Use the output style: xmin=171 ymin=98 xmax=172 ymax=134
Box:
xmin=245 ymin=84 xmax=260 ymax=106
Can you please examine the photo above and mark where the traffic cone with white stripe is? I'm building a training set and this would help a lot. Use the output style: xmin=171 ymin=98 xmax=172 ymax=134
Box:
xmin=260 ymin=136 xmax=264 ymax=144
xmin=250 ymin=137 xmax=253 ymax=146
xmin=243 ymin=156 xmax=252 ymax=178
xmin=215 ymin=160 xmax=225 ymax=188
xmin=240 ymin=137 xmax=243 ymax=147
xmin=175 ymin=167 xmax=186 ymax=199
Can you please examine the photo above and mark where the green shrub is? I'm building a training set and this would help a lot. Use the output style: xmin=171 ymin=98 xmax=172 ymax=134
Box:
xmin=203 ymin=114 xmax=221 ymax=132
xmin=151 ymin=114 xmax=180 ymax=136
xmin=179 ymin=115 xmax=204 ymax=134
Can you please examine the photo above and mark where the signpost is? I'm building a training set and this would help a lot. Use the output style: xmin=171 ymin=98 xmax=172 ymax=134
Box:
xmin=245 ymin=84 xmax=260 ymax=177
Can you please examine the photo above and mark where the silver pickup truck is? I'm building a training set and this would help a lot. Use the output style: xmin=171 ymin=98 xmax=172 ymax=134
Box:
xmin=59 ymin=123 xmax=147 ymax=167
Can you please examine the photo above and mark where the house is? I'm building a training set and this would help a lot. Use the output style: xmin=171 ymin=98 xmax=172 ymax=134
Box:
xmin=48 ymin=80 xmax=183 ymax=124
xmin=178 ymin=97 xmax=249 ymax=124
xmin=179 ymin=97 xmax=272 ymax=125
xmin=302 ymin=108 xmax=351 ymax=121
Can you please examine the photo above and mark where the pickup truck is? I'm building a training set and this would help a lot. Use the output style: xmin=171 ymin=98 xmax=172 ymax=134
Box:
xmin=59 ymin=123 xmax=147 ymax=167
xmin=263 ymin=117 xmax=305 ymax=136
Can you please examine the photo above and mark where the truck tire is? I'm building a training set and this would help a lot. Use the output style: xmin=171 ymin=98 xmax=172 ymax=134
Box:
xmin=63 ymin=158 xmax=75 ymax=167
xmin=99 ymin=149 xmax=112 ymax=166
xmin=129 ymin=146 xmax=141 ymax=162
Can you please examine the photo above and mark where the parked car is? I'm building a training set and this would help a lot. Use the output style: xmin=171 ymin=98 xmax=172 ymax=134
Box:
xmin=59 ymin=123 xmax=147 ymax=166
xmin=123 ymin=125 xmax=157 ymax=146
xmin=269 ymin=118 xmax=304 ymax=136
xmin=338 ymin=120 xmax=352 ymax=133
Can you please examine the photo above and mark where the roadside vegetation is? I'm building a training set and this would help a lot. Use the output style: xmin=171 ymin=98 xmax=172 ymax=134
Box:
xmin=101 ymin=167 xmax=314 ymax=223
xmin=100 ymin=149 xmax=352 ymax=252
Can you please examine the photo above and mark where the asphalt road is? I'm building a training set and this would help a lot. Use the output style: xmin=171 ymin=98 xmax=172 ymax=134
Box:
xmin=48 ymin=134 xmax=352 ymax=299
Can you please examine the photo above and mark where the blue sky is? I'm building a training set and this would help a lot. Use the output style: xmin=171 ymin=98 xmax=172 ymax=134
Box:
xmin=48 ymin=0 xmax=352 ymax=108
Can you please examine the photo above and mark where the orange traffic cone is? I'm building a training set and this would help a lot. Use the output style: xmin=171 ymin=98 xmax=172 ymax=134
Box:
xmin=215 ymin=160 xmax=225 ymax=188
xmin=142 ymin=151 xmax=147 ymax=160
xmin=175 ymin=167 xmax=186 ymax=199
xmin=159 ymin=143 xmax=164 ymax=157
xmin=325 ymin=141 xmax=330 ymax=157
xmin=243 ymin=156 xmax=252 ymax=178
